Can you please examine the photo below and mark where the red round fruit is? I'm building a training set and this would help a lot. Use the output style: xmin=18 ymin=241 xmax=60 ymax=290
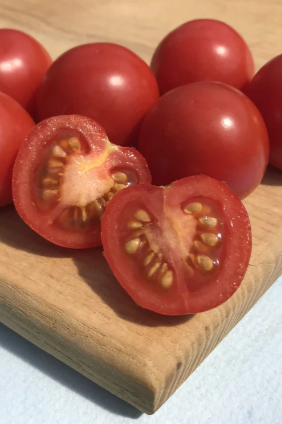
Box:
xmin=151 ymin=19 xmax=254 ymax=95
xmin=0 ymin=92 xmax=35 ymax=207
xmin=245 ymin=54 xmax=282 ymax=169
xmin=138 ymin=81 xmax=269 ymax=199
xmin=13 ymin=115 xmax=151 ymax=249
xmin=101 ymin=175 xmax=252 ymax=315
xmin=36 ymin=43 xmax=159 ymax=146
xmin=0 ymin=29 xmax=52 ymax=117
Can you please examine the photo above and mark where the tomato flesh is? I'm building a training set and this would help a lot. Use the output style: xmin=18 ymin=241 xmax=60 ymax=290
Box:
xmin=101 ymin=176 xmax=252 ymax=315
xmin=13 ymin=115 xmax=151 ymax=248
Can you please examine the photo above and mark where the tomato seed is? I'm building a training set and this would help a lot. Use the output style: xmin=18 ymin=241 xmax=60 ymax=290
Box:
xmin=128 ymin=221 xmax=143 ymax=229
xmin=160 ymin=263 xmax=168 ymax=274
xmin=88 ymin=200 xmax=104 ymax=217
xmin=201 ymin=233 xmax=218 ymax=246
xmin=106 ymin=192 xmax=115 ymax=201
xmin=135 ymin=209 xmax=151 ymax=222
xmin=194 ymin=240 xmax=208 ymax=252
xmin=157 ymin=252 xmax=163 ymax=261
xmin=131 ymin=229 xmax=144 ymax=238
xmin=53 ymin=145 xmax=67 ymax=158
xmin=197 ymin=255 xmax=214 ymax=271
xmin=42 ymin=178 xmax=58 ymax=187
xmin=42 ymin=189 xmax=58 ymax=200
xmin=98 ymin=197 xmax=107 ymax=207
xmin=183 ymin=202 xmax=202 ymax=214
xmin=48 ymin=159 xmax=64 ymax=168
xmin=161 ymin=271 xmax=173 ymax=289
xmin=148 ymin=262 xmax=161 ymax=277
xmin=144 ymin=251 xmax=155 ymax=266
xmin=112 ymin=172 xmax=128 ymax=183
xmin=115 ymin=183 xmax=127 ymax=192
xmin=199 ymin=216 xmax=217 ymax=227
xmin=81 ymin=207 xmax=88 ymax=222
xmin=125 ymin=238 xmax=141 ymax=254
xmin=69 ymin=137 xmax=81 ymax=151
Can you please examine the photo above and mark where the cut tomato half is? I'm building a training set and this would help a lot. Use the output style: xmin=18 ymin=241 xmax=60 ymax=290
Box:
xmin=13 ymin=115 xmax=151 ymax=248
xmin=101 ymin=176 xmax=252 ymax=315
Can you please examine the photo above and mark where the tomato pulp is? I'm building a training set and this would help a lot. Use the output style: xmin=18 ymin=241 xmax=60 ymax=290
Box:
xmin=138 ymin=81 xmax=269 ymax=199
xmin=13 ymin=115 xmax=151 ymax=248
xmin=102 ymin=175 xmax=252 ymax=315
xmin=36 ymin=43 xmax=159 ymax=146
xmin=151 ymin=19 xmax=254 ymax=95
xmin=0 ymin=29 xmax=52 ymax=118
xmin=0 ymin=92 xmax=35 ymax=207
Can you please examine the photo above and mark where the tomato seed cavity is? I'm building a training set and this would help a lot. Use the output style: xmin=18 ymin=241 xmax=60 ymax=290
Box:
xmin=124 ymin=201 xmax=222 ymax=291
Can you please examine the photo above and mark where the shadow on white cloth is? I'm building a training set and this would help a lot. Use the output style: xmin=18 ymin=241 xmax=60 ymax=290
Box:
xmin=0 ymin=323 xmax=142 ymax=419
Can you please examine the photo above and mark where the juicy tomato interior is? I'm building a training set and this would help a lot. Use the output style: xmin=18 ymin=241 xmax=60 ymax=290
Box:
xmin=13 ymin=115 xmax=151 ymax=248
xmin=102 ymin=176 xmax=252 ymax=315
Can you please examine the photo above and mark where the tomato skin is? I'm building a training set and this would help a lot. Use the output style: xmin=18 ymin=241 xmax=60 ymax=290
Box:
xmin=36 ymin=43 xmax=159 ymax=147
xmin=245 ymin=54 xmax=282 ymax=169
xmin=0 ymin=29 xmax=52 ymax=118
xmin=138 ymin=81 xmax=269 ymax=199
xmin=13 ymin=115 xmax=151 ymax=249
xmin=151 ymin=19 xmax=255 ymax=95
xmin=101 ymin=175 xmax=252 ymax=315
xmin=0 ymin=92 xmax=35 ymax=207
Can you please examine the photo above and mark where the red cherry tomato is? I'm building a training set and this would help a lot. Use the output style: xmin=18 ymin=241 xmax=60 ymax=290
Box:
xmin=245 ymin=54 xmax=282 ymax=169
xmin=151 ymin=19 xmax=255 ymax=95
xmin=36 ymin=43 xmax=159 ymax=146
xmin=138 ymin=82 xmax=269 ymax=199
xmin=13 ymin=115 xmax=151 ymax=249
xmin=101 ymin=175 xmax=252 ymax=315
xmin=0 ymin=29 xmax=52 ymax=118
xmin=0 ymin=92 xmax=35 ymax=207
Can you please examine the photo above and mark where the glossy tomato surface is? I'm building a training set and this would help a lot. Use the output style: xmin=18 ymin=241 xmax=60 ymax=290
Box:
xmin=37 ymin=43 xmax=159 ymax=146
xmin=0 ymin=92 xmax=35 ymax=207
xmin=245 ymin=54 xmax=282 ymax=169
xmin=0 ymin=29 xmax=52 ymax=117
xmin=102 ymin=175 xmax=252 ymax=315
xmin=13 ymin=115 xmax=151 ymax=249
xmin=151 ymin=19 xmax=255 ymax=95
xmin=138 ymin=82 xmax=269 ymax=199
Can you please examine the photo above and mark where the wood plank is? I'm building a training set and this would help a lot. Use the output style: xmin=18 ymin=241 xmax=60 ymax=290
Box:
xmin=0 ymin=0 xmax=282 ymax=414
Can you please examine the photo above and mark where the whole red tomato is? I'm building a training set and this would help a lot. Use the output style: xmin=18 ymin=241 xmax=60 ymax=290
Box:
xmin=138 ymin=82 xmax=269 ymax=199
xmin=0 ymin=92 xmax=35 ymax=207
xmin=245 ymin=54 xmax=282 ymax=169
xmin=0 ymin=29 xmax=52 ymax=118
xmin=37 ymin=43 xmax=159 ymax=146
xmin=151 ymin=19 xmax=254 ymax=95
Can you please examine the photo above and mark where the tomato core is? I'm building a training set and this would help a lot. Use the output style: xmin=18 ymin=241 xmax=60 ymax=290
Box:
xmin=34 ymin=134 xmax=137 ymax=233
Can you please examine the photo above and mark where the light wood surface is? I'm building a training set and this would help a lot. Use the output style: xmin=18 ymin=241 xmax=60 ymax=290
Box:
xmin=1 ymin=0 xmax=282 ymax=415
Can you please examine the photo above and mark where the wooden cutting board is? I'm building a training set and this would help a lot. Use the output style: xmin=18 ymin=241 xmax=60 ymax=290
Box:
xmin=1 ymin=0 xmax=282 ymax=415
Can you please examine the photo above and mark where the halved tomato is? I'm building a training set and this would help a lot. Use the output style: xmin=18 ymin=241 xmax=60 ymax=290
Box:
xmin=13 ymin=115 xmax=151 ymax=248
xmin=101 ymin=175 xmax=252 ymax=315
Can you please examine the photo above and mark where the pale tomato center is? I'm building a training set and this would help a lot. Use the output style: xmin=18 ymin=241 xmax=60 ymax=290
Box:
xmin=35 ymin=135 xmax=136 ymax=232
xmin=61 ymin=153 xmax=115 ymax=208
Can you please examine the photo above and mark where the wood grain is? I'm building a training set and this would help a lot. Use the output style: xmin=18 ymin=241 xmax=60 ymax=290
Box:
xmin=1 ymin=0 xmax=282 ymax=414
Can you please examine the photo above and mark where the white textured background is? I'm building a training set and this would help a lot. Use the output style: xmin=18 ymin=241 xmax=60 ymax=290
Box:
xmin=0 ymin=277 xmax=281 ymax=424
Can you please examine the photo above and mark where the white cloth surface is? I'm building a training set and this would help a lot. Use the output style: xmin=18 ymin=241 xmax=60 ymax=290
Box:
xmin=0 ymin=277 xmax=281 ymax=424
